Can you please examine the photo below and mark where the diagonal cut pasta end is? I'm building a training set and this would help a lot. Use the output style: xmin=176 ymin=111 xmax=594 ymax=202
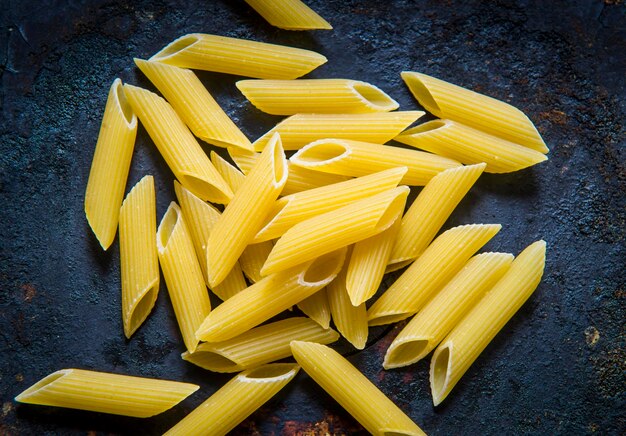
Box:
xmin=123 ymin=276 xmax=159 ymax=339
xmin=401 ymin=71 xmax=442 ymax=116
xmin=150 ymin=34 xmax=201 ymax=63
xmin=290 ymin=139 xmax=351 ymax=168
xmin=238 ymin=363 xmax=300 ymax=383
xmin=384 ymin=337 xmax=432 ymax=370
xmin=15 ymin=369 xmax=71 ymax=403
xmin=296 ymin=247 xmax=347 ymax=288
xmin=430 ymin=342 xmax=453 ymax=407
xmin=349 ymin=81 xmax=400 ymax=112
xmin=182 ymin=346 xmax=244 ymax=374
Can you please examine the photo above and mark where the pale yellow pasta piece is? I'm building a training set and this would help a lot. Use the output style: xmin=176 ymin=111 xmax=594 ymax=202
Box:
xmin=290 ymin=138 xmax=461 ymax=186
xmin=134 ymin=59 xmax=252 ymax=151
xmin=15 ymin=369 xmax=198 ymax=418
xmin=165 ymin=364 xmax=299 ymax=436
xmin=119 ymin=176 xmax=159 ymax=338
xmin=85 ymin=78 xmax=137 ymax=250
xmin=123 ymin=84 xmax=232 ymax=204
xmin=401 ymin=71 xmax=548 ymax=153
xmin=150 ymin=33 xmax=327 ymax=79
xmin=210 ymin=151 xmax=247 ymax=192
xmin=367 ymin=224 xmax=502 ymax=326
xmin=244 ymin=0 xmax=332 ymax=30
xmin=237 ymin=79 xmax=398 ymax=115
xmin=384 ymin=252 xmax=513 ymax=370
xmin=157 ymin=202 xmax=211 ymax=352
xmin=291 ymin=342 xmax=426 ymax=435
xmin=430 ymin=241 xmax=546 ymax=406
xmin=297 ymin=289 xmax=331 ymax=329
xmin=253 ymin=111 xmax=424 ymax=151
xmin=261 ymin=186 xmax=409 ymax=276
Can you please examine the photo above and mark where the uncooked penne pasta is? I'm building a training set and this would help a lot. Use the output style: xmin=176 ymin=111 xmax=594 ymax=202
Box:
xmin=237 ymin=79 xmax=398 ymax=115
xmin=291 ymin=342 xmax=425 ymax=435
xmin=297 ymin=289 xmax=331 ymax=329
xmin=368 ymin=224 xmax=502 ymax=326
xmin=290 ymin=138 xmax=461 ymax=186
xmin=134 ymin=59 xmax=252 ymax=151
xmin=261 ymin=187 xmax=409 ymax=276
xmin=244 ymin=0 xmax=332 ymax=30
xmin=395 ymin=119 xmax=547 ymax=173
xmin=119 ymin=176 xmax=159 ymax=338
xmin=150 ymin=33 xmax=327 ymax=80
xmin=384 ymin=252 xmax=513 ymax=370
xmin=85 ymin=78 xmax=137 ymax=250
xmin=157 ymin=202 xmax=211 ymax=352
xmin=210 ymin=151 xmax=246 ymax=192
xmin=430 ymin=241 xmax=546 ymax=406
xmin=123 ymin=84 xmax=232 ymax=204
xmin=165 ymin=364 xmax=299 ymax=436
xmin=15 ymin=369 xmax=198 ymax=418
xmin=401 ymin=71 xmax=548 ymax=153
xmin=253 ymin=111 xmax=424 ymax=151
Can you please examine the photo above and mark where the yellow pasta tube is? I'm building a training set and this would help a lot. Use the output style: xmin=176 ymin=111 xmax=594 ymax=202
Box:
xmin=384 ymin=252 xmax=513 ymax=370
xmin=15 ymin=369 xmax=198 ymax=418
xmin=297 ymin=289 xmax=331 ymax=329
xmin=261 ymin=186 xmax=409 ymax=276
xmin=254 ymin=167 xmax=407 ymax=243
xmin=401 ymin=71 xmax=548 ymax=153
xmin=183 ymin=317 xmax=339 ymax=373
xmin=244 ymin=0 xmax=332 ymax=30
xmin=123 ymin=84 xmax=232 ymax=204
xmin=389 ymin=163 xmax=486 ymax=268
xmin=395 ymin=119 xmax=547 ymax=173
xmin=206 ymin=133 xmax=287 ymax=287
xmin=367 ymin=224 xmax=502 ymax=326
xmin=430 ymin=240 xmax=546 ymax=406
xmin=196 ymin=248 xmax=346 ymax=343
xmin=157 ymin=202 xmax=211 ymax=352
xmin=210 ymin=151 xmax=246 ymax=192
xmin=119 ymin=176 xmax=159 ymax=338
xmin=291 ymin=342 xmax=426 ymax=435
xmin=290 ymin=138 xmax=461 ymax=186
xmin=84 ymin=78 xmax=137 ymax=250
xmin=134 ymin=59 xmax=252 ymax=151
xmin=253 ymin=111 xmax=424 ymax=151
xmin=150 ymin=33 xmax=327 ymax=79
xmin=237 ymin=79 xmax=398 ymax=115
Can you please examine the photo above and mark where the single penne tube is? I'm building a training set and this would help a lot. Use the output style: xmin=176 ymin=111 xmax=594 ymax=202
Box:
xmin=290 ymin=138 xmax=461 ymax=186
xmin=157 ymin=202 xmax=211 ymax=352
xmin=244 ymin=0 xmax=332 ymax=30
xmin=388 ymin=163 xmax=486 ymax=268
xmin=206 ymin=133 xmax=287 ymax=288
xmin=119 ymin=176 xmax=159 ymax=338
xmin=254 ymin=167 xmax=407 ymax=243
xmin=297 ymin=288 xmax=331 ymax=329
xmin=401 ymin=71 xmax=548 ymax=153
xmin=150 ymin=33 xmax=327 ymax=79
xmin=196 ymin=248 xmax=346 ymax=342
xmin=85 ymin=78 xmax=137 ymax=250
xmin=123 ymin=84 xmax=232 ymax=204
xmin=253 ymin=111 xmax=424 ymax=151
xmin=182 ymin=317 xmax=339 ymax=373
xmin=430 ymin=240 xmax=546 ymax=406
xmin=236 ymin=79 xmax=398 ymax=115
xmin=15 ymin=369 xmax=198 ymax=418
xmin=261 ymin=186 xmax=409 ymax=276
xmin=134 ymin=59 xmax=252 ymax=151
xmin=291 ymin=342 xmax=426 ymax=435
xmin=367 ymin=224 xmax=502 ymax=326
xmin=383 ymin=252 xmax=514 ymax=370
xmin=395 ymin=119 xmax=548 ymax=173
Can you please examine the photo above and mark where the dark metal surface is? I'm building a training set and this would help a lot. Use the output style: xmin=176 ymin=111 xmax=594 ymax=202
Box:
xmin=1 ymin=0 xmax=625 ymax=434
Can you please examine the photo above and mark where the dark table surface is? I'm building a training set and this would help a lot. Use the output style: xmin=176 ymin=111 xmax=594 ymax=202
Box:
xmin=1 ymin=0 xmax=625 ymax=434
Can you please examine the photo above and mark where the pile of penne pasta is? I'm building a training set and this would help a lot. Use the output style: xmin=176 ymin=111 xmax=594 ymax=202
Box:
xmin=16 ymin=2 xmax=548 ymax=434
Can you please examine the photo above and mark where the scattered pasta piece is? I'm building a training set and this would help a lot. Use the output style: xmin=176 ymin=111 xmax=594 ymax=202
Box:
xmin=244 ymin=0 xmax=332 ymax=30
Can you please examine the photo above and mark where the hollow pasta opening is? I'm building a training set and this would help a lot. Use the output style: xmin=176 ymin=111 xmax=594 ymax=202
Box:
xmin=126 ymin=283 xmax=158 ymax=338
xmin=157 ymin=203 xmax=180 ymax=250
xmin=352 ymin=82 xmax=399 ymax=111
xmin=368 ymin=312 xmax=411 ymax=327
xmin=385 ymin=339 xmax=429 ymax=368
xmin=254 ymin=198 xmax=288 ymax=242
xmin=374 ymin=190 xmax=407 ymax=232
xmin=292 ymin=141 xmax=349 ymax=165
xmin=180 ymin=175 xmax=232 ymax=205
xmin=270 ymin=135 xmax=288 ymax=185
xmin=301 ymin=249 xmax=345 ymax=285
xmin=242 ymin=364 xmax=297 ymax=380
xmin=15 ymin=369 xmax=70 ymax=402
xmin=114 ymin=80 xmax=135 ymax=126
xmin=184 ymin=350 xmax=241 ymax=373
xmin=402 ymin=73 xmax=441 ymax=115
xmin=401 ymin=119 xmax=448 ymax=137
xmin=150 ymin=34 xmax=200 ymax=61
xmin=431 ymin=345 xmax=451 ymax=403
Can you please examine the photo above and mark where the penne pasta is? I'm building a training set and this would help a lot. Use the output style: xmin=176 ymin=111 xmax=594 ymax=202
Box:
xmin=134 ymin=59 xmax=252 ymax=151
xmin=383 ymin=252 xmax=513 ymax=370
xmin=236 ymin=79 xmax=398 ymax=115
xmin=85 ymin=78 xmax=137 ymax=250
xmin=290 ymin=138 xmax=461 ymax=186
xmin=367 ymin=224 xmax=502 ymax=326
xmin=401 ymin=71 xmax=548 ymax=153
xmin=15 ymin=369 xmax=198 ymax=418
xmin=297 ymin=289 xmax=331 ymax=329
xmin=430 ymin=241 xmax=546 ymax=406
xmin=119 ymin=176 xmax=159 ymax=338
xmin=165 ymin=364 xmax=299 ymax=436
xmin=150 ymin=33 xmax=327 ymax=79
xmin=123 ymin=84 xmax=232 ymax=204
xmin=157 ymin=202 xmax=211 ymax=352
xmin=253 ymin=111 xmax=424 ymax=151
xmin=210 ymin=151 xmax=247 ymax=192
xmin=244 ymin=0 xmax=332 ymax=30
xmin=291 ymin=342 xmax=426 ymax=435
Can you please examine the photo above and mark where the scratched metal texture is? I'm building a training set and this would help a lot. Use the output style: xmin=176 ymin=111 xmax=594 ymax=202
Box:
xmin=0 ymin=0 xmax=624 ymax=434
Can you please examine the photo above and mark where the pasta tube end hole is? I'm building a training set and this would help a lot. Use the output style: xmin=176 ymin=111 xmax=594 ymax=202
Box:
xmin=180 ymin=176 xmax=232 ymax=205
xmin=157 ymin=203 xmax=180 ymax=251
xmin=352 ymin=82 xmax=398 ymax=111
xmin=114 ymin=80 xmax=135 ymax=126
xmin=402 ymin=73 xmax=441 ymax=115
xmin=184 ymin=351 xmax=241 ymax=372
xmin=386 ymin=340 xmax=429 ymax=368
xmin=126 ymin=284 xmax=158 ymax=338
xmin=293 ymin=141 xmax=349 ymax=165
xmin=375 ymin=190 xmax=408 ymax=232
xmin=151 ymin=34 xmax=199 ymax=61
xmin=401 ymin=119 xmax=448 ymax=137
xmin=301 ymin=249 xmax=345 ymax=285
xmin=431 ymin=345 xmax=451 ymax=402
xmin=242 ymin=364 xmax=298 ymax=381
xmin=15 ymin=369 xmax=71 ymax=402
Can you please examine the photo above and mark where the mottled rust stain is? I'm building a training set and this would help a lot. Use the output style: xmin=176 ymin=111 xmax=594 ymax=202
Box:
xmin=539 ymin=109 xmax=568 ymax=126
xmin=20 ymin=283 xmax=36 ymax=302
